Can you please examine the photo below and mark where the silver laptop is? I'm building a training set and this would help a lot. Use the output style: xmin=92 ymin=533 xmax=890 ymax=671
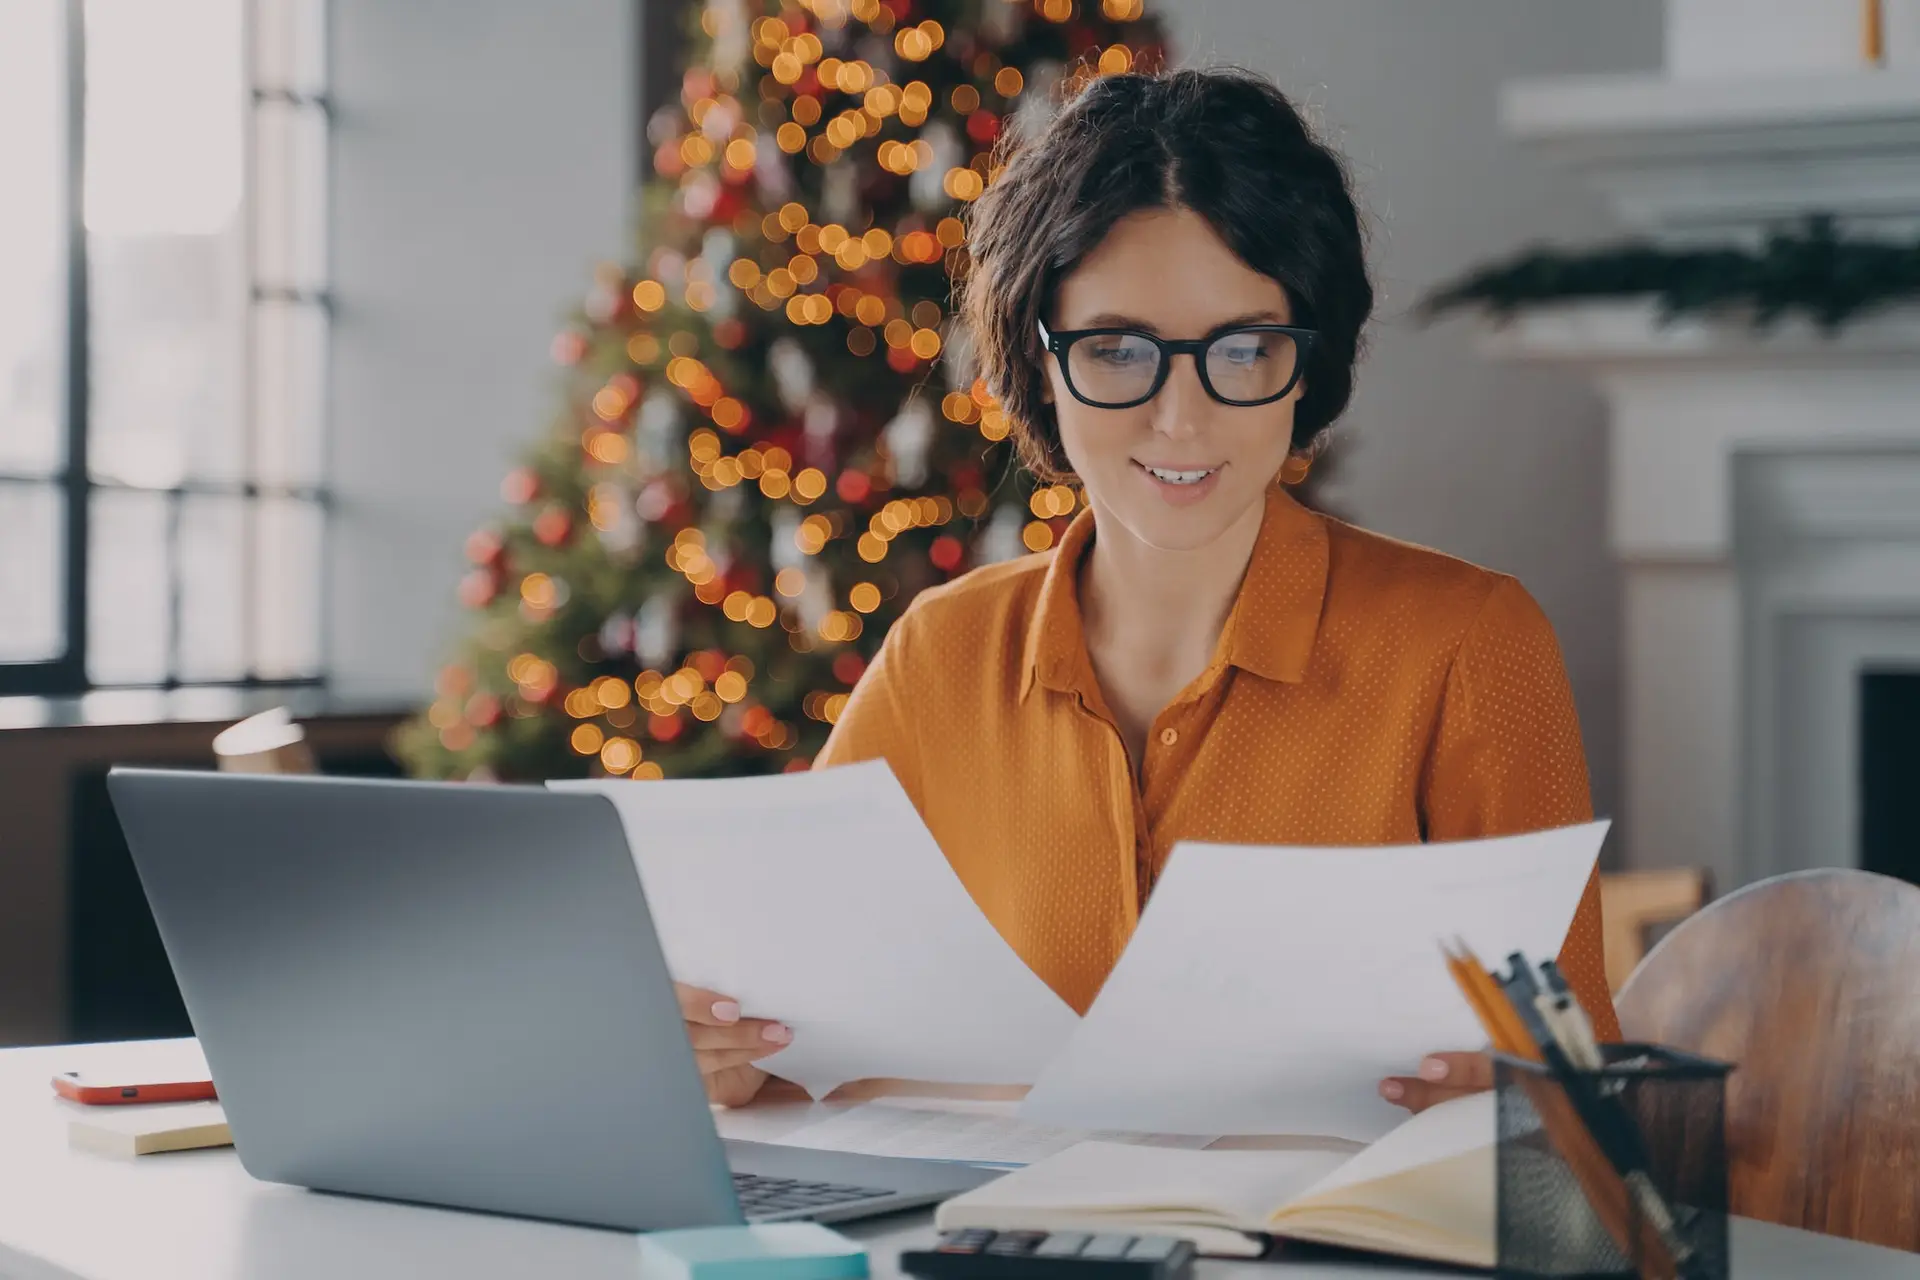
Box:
xmin=105 ymin=768 xmax=999 ymax=1231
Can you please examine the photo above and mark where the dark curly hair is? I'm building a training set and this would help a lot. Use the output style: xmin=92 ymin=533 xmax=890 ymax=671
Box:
xmin=955 ymin=65 xmax=1374 ymax=482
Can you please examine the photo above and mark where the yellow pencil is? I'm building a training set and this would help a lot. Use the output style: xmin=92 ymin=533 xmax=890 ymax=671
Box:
xmin=1441 ymin=941 xmax=1677 ymax=1280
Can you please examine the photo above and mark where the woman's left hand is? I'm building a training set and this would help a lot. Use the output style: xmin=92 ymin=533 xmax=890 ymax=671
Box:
xmin=1378 ymin=1051 xmax=1491 ymax=1114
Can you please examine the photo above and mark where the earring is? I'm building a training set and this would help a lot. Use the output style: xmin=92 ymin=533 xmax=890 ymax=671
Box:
xmin=1279 ymin=454 xmax=1312 ymax=486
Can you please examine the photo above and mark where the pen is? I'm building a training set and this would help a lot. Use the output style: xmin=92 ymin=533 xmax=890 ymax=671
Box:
xmin=1442 ymin=942 xmax=1679 ymax=1280
xmin=1537 ymin=960 xmax=1606 ymax=1072
xmin=1497 ymin=956 xmax=1579 ymax=1082
xmin=1518 ymin=955 xmax=1691 ymax=1271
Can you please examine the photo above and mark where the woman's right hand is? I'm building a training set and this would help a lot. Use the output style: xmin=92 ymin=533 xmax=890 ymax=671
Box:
xmin=675 ymin=983 xmax=793 ymax=1108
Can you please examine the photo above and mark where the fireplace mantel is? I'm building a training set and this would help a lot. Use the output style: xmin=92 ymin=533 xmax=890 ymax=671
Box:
xmin=1480 ymin=302 xmax=1920 ymax=563
xmin=1483 ymin=58 xmax=1920 ymax=889
xmin=1498 ymin=70 xmax=1920 ymax=236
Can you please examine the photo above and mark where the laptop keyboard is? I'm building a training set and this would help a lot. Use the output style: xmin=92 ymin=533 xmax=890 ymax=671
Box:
xmin=732 ymin=1171 xmax=895 ymax=1219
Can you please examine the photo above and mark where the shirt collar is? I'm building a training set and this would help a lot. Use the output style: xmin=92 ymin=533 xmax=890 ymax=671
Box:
xmin=1018 ymin=484 xmax=1330 ymax=702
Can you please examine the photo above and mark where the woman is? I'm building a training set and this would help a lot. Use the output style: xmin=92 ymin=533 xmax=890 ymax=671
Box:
xmin=679 ymin=66 xmax=1617 ymax=1117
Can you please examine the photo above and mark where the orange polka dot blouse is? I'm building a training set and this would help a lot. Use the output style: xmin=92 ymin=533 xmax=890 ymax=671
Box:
xmin=815 ymin=483 xmax=1620 ymax=1041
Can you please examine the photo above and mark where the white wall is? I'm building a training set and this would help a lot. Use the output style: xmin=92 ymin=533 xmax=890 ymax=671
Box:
xmin=327 ymin=0 xmax=634 ymax=699
xmin=1169 ymin=0 xmax=1664 ymax=848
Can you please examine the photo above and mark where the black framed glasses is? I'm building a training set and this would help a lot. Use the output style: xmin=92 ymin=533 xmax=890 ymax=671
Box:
xmin=1037 ymin=319 xmax=1318 ymax=409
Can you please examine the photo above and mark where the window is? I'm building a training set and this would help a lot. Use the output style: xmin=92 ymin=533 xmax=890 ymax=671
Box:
xmin=0 ymin=0 xmax=328 ymax=696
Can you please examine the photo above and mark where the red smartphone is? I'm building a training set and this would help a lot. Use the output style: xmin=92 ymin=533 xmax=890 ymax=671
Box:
xmin=52 ymin=1068 xmax=217 ymax=1105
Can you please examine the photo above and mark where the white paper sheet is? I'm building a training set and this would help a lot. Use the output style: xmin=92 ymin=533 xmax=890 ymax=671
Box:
xmin=1019 ymin=822 xmax=1608 ymax=1140
xmin=774 ymin=1098 xmax=1215 ymax=1166
xmin=550 ymin=760 xmax=1080 ymax=1099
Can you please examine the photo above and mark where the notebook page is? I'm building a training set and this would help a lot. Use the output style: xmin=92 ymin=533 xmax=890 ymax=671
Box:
xmin=551 ymin=761 xmax=1080 ymax=1098
xmin=1020 ymin=823 xmax=1607 ymax=1140
xmin=1284 ymin=1091 xmax=1494 ymax=1205
xmin=936 ymin=1140 xmax=1353 ymax=1230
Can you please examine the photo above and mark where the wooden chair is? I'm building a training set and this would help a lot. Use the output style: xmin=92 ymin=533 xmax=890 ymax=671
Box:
xmin=1615 ymin=868 xmax=1920 ymax=1253
xmin=1599 ymin=868 xmax=1709 ymax=992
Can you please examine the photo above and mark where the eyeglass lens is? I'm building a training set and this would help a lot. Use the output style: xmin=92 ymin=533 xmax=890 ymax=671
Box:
xmin=1065 ymin=329 xmax=1302 ymax=406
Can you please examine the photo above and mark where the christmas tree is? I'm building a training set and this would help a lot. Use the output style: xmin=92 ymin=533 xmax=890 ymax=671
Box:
xmin=395 ymin=0 xmax=1169 ymax=782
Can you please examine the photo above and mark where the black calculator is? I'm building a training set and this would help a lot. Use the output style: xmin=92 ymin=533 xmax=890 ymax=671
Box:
xmin=901 ymin=1229 xmax=1197 ymax=1280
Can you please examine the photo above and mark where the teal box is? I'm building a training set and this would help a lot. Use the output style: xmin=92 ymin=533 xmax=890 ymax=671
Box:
xmin=637 ymin=1223 xmax=870 ymax=1280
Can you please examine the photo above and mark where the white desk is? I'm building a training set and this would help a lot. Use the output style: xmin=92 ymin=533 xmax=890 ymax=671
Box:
xmin=1 ymin=1041 xmax=1911 ymax=1280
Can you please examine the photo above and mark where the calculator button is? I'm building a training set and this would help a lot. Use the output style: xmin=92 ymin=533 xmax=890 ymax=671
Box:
xmin=985 ymin=1231 xmax=1047 ymax=1255
xmin=1123 ymin=1237 xmax=1184 ymax=1261
xmin=1033 ymin=1233 xmax=1092 ymax=1257
xmin=1078 ymin=1235 xmax=1138 ymax=1260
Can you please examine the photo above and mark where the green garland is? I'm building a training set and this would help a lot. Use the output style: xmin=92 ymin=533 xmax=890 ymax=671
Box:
xmin=1422 ymin=217 xmax=1920 ymax=333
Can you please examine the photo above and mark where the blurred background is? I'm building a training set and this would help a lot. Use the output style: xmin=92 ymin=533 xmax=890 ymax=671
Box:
xmin=2 ymin=0 xmax=1916 ymax=1049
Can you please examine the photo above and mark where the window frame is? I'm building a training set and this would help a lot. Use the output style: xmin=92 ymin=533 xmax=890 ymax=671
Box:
xmin=0 ymin=0 xmax=331 ymax=698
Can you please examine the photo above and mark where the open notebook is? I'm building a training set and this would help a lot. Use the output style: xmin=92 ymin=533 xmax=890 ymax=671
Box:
xmin=934 ymin=1093 xmax=1497 ymax=1265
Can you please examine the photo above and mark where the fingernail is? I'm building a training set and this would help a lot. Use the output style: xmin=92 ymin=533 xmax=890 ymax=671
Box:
xmin=1379 ymin=1080 xmax=1404 ymax=1101
xmin=761 ymin=1023 xmax=792 ymax=1045
xmin=711 ymin=1001 xmax=741 ymax=1023
xmin=1420 ymin=1057 xmax=1449 ymax=1081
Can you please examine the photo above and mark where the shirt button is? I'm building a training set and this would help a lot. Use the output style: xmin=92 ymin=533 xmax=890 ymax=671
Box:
xmin=1159 ymin=727 xmax=1179 ymax=747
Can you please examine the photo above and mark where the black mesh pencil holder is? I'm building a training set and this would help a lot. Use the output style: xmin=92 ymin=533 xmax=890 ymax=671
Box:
xmin=1494 ymin=1044 xmax=1731 ymax=1280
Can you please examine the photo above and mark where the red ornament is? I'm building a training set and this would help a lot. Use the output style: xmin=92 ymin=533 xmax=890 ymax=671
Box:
xmin=551 ymin=330 xmax=588 ymax=365
xmin=710 ymin=186 xmax=745 ymax=224
xmin=929 ymin=535 xmax=965 ymax=573
xmin=533 ymin=506 xmax=575 ymax=547
xmin=690 ymin=649 xmax=727 ymax=683
xmin=648 ymin=712 xmax=684 ymax=743
xmin=833 ymin=651 xmax=866 ymax=686
xmin=885 ymin=344 xmax=919 ymax=374
xmin=501 ymin=467 xmax=540 ymax=506
xmin=836 ymin=470 xmax=873 ymax=503
xmin=465 ymin=529 xmax=505 ymax=566
xmin=714 ymin=318 xmax=747 ymax=349
xmin=965 ymin=110 xmax=1001 ymax=146
xmin=458 ymin=569 xmax=499 ymax=609
xmin=465 ymin=693 xmax=501 ymax=728
xmin=767 ymin=424 xmax=805 ymax=457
